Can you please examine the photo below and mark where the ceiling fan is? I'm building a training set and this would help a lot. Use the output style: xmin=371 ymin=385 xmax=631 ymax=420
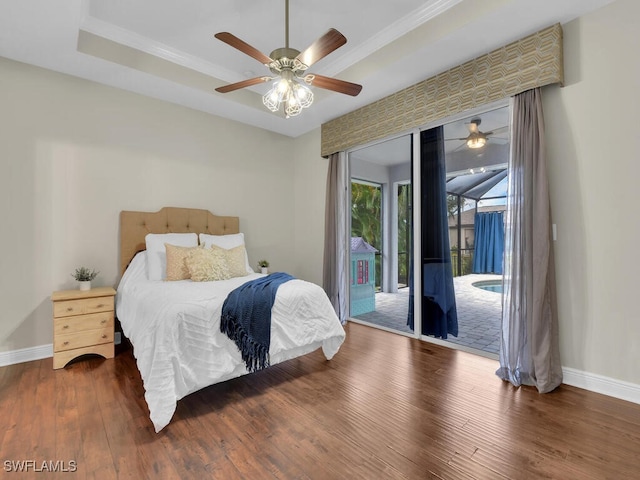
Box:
xmin=214 ymin=0 xmax=362 ymax=118
xmin=447 ymin=118 xmax=508 ymax=150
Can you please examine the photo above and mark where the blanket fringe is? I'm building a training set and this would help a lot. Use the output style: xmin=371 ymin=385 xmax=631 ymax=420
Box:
xmin=221 ymin=313 xmax=270 ymax=373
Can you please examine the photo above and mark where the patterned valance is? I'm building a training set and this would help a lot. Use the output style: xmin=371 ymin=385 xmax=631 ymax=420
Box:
xmin=321 ymin=23 xmax=563 ymax=157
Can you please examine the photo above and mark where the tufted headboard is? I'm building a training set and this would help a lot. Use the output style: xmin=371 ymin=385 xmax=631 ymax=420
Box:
xmin=119 ymin=207 xmax=240 ymax=275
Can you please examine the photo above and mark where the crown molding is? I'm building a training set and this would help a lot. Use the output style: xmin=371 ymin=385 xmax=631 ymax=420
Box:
xmin=79 ymin=0 xmax=462 ymax=84
xmin=79 ymin=15 xmax=239 ymax=83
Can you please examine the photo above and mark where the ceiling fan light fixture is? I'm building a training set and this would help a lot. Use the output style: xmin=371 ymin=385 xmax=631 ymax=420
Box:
xmin=466 ymin=133 xmax=487 ymax=149
xmin=263 ymin=86 xmax=281 ymax=112
xmin=263 ymin=74 xmax=313 ymax=118
xmin=292 ymin=82 xmax=313 ymax=107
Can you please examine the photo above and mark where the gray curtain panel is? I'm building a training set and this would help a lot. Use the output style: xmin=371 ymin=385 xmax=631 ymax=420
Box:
xmin=496 ymin=88 xmax=563 ymax=393
xmin=322 ymin=152 xmax=349 ymax=324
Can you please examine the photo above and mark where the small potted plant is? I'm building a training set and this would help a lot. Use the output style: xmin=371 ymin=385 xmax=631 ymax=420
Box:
xmin=72 ymin=267 xmax=99 ymax=291
xmin=257 ymin=260 xmax=269 ymax=275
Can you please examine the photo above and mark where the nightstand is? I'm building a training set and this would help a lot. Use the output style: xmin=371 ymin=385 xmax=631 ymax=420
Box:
xmin=51 ymin=286 xmax=116 ymax=369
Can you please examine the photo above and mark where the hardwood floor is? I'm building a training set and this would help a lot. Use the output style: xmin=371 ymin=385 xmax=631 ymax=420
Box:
xmin=1 ymin=322 xmax=639 ymax=479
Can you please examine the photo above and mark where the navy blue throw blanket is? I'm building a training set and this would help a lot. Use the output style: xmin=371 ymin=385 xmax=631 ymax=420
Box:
xmin=220 ymin=273 xmax=294 ymax=373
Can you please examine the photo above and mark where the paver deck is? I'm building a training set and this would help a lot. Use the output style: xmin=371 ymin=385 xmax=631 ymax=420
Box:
xmin=351 ymin=274 xmax=502 ymax=355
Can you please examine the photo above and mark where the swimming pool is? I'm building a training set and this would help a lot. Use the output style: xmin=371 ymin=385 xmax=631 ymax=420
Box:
xmin=472 ymin=279 xmax=503 ymax=294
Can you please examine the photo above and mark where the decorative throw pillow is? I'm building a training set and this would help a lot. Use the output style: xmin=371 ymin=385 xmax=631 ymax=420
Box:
xmin=211 ymin=244 xmax=250 ymax=278
xmin=199 ymin=233 xmax=254 ymax=274
xmin=165 ymin=244 xmax=200 ymax=281
xmin=145 ymin=233 xmax=198 ymax=281
xmin=186 ymin=247 xmax=231 ymax=282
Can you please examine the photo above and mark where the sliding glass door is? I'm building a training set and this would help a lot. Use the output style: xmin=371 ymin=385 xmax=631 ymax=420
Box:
xmin=338 ymin=104 xmax=509 ymax=360
xmin=431 ymin=104 xmax=509 ymax=355
xmin=348 ymin=134 xmax=413 ymax=334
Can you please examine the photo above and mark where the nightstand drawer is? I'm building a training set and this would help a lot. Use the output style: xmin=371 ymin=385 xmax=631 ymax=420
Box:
xmin=52 ymin=286 xmax=116 ymax=369
xmin=54 ymin=326 xmax=114 ymax=353
xmin=53 ymin=296 xmax=114 ymax=318
xmin=54 ymin=311 xmax=113 ymax=336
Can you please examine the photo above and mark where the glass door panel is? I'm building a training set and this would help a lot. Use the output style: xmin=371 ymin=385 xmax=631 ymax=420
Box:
xmin=348 ymin=134 xmax=413 ymax=333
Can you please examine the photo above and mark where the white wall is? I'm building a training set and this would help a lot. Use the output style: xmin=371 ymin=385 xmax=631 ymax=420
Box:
xmin=389 ymin=163 xmax=412 ymax=185
xmin=543 ymin=0 xmax=640 ymax=385
xmin=0 ymin=57 xmax=295 ymax=353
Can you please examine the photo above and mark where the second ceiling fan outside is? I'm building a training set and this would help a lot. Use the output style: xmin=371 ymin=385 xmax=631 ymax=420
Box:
xmin=446 ymin=118 xmax=509 ymax=151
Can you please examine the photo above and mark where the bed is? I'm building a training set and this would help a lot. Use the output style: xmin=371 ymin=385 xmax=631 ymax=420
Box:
xmin=116 ymin=207 xmax=346 ymax=432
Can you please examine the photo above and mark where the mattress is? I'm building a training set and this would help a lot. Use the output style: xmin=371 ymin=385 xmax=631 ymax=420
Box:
xmin=116 ymin=252 xmax=346 ymax=432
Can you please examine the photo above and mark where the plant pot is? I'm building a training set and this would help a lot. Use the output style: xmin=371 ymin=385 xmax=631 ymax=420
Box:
xmin=78 ymin=280 xmax=91 ymax=291
xmin=261 ymin=267 xmax=268 ymax=275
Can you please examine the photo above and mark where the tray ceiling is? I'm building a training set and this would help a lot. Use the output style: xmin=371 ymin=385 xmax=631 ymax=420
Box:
xmin=0 ymin=0 xmax=614 ymax=137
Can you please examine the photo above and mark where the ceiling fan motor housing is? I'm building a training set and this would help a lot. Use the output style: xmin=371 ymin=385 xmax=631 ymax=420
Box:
xmin=268 ymin=48 xmax=307 ymax=75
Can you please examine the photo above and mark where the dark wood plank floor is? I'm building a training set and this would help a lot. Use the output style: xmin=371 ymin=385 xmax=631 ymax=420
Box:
xmin=1 ymin=322 xmax=639 ymax=479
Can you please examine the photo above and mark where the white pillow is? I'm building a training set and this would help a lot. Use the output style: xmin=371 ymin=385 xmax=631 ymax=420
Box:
xmin=199 ymin=233 xmax=253 ymax=274
xmin=145 ymin=233 xmax=198 ymax=281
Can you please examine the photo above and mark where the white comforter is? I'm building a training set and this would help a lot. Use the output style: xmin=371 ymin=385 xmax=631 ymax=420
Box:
xmin=116 ymin=252 xmax=346 ymax=432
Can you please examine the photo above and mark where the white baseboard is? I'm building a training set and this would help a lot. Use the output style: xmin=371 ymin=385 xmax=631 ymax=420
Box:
xmin=0 ymin=344 xmax=53 ymax=367
xmin=562 ymin=367 xmax=640 ymax=405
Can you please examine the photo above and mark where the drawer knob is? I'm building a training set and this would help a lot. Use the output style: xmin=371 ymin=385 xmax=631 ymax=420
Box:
xmin=63 ymin=341 xmax=69 ymax=346
xmin=100 ymin=319 xmax=107 ymax=324
xmin=101 ymin=334 xmax=107 ymax=339
xmin=63 ymin=325 xmax=69 ymax=329
xmin=96 ymin=304 xmax=105 ymax=308
xmin=66 ymin=307 xmax=73 ymax=312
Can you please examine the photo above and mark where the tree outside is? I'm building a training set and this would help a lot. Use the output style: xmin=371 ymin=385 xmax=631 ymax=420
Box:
xmin=351 ymin=181 xmax=382 ymax=290
xmin=397 ymin=184 xmax=411 ymax=287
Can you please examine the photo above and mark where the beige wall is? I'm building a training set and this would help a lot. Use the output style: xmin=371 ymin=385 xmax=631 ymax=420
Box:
xmin=0 ymin=57 xmax=296 ymax=353
xmin=544 ymin=0 xmax=640 ymax=384
xmin=291 ymin=128 xmax=329 ymax=286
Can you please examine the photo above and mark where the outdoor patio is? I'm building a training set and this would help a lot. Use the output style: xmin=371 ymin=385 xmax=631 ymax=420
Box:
xmin=351 ymin=274 xmax=502 ymax=355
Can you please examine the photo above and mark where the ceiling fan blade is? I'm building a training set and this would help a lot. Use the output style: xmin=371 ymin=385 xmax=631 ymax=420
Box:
xmin=215 ymin=76 xmax=271 ymax=94
xmin=214 ymin=32 xmax=273 ymax=65
xmin=306 ymin=74 xmax=362 ymax=96
xmin=296 ymin=29 xmax=347 ymax=68
xmin=452 ymin=142 xmax=468 ymax=153
xmin=489 ymin=126 xmax=509 ymax=135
